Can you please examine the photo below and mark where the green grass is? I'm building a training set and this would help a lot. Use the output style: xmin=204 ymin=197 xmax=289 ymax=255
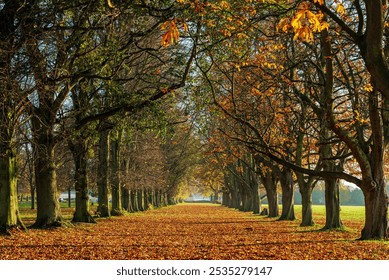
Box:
xmin=293 ymin=205 xmax=366 ymax=222
xmin=17 ymin=201 xmax=97 ymax=226
xmin=18 ymin=201 xmax=75 ymax=209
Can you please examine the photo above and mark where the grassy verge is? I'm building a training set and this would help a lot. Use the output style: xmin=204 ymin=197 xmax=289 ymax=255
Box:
xmin=293 ymin=205 xmax=365 ymax=223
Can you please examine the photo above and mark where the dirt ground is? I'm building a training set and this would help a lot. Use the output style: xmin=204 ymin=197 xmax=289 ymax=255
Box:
xmin=0 ymin=203 xmax=388 ymax=260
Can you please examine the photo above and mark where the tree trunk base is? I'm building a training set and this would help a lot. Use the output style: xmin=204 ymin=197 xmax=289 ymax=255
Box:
xmin=0 ymin=224 xmax=27 ymax=236
xmin=319 ymin=225 xmax=345 ymax=232
xmin=300 ymin=221 xmax=315 ymax=227
xmin=111 ymin=209 xmax=125 ymax=216
xmin=29 ymin=217 xmax=67 ymax=229
xmin=72 ymin=213 xmax=97 ymax=223
xmin=96 ymin=205 xmax=110 ymax=217
xmin=278 ymin=214 xmax=296 ymax=221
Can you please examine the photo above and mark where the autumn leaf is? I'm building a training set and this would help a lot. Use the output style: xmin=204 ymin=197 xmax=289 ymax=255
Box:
xmin=161 ymin=19 xmax=180 ymax=47
xmin=160 ymin=18 xmax=188 ymax=47
xmin=1 ymin=204 xmax=387 ymax=260
xmin=286 ymin=4 xmax=329 ymax=42
xmin=363 ymin=83 xmax=374 ymax=92
xmin=107 ymin=0 xmax=114 ymax=8
xmin=336 ymin=3 xmax=346 ymax=16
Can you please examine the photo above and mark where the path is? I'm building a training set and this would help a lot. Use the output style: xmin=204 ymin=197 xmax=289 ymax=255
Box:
xmin=0 ymin=203 xmax=388 ymax=259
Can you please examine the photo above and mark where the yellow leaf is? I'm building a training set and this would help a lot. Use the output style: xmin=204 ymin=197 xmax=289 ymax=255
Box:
xmin=220 ymin=0 xmax=230 ymax=9
xmin=277 ymin=18 xmax=290 ymax=33
xmin=107 ymin=0 xmax=114 ymax=8
xmin=313 ymin=0 xmax=324 ymax=5
xmin=364 ymin=83 xmax=374 ymax=92
xmin=182 ymin=22 xmax=188 ymax=33
xmin=160 ymin=19 xmax=180 ymax=47
xmin=336 ymin=3 xmax=346 ymax=15
xmin=291 ymin=11 xmax=303 ymax=29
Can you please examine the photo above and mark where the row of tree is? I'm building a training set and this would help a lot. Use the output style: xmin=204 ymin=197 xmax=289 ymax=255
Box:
xmin=0 ymin=0 xmax=201 ymax=233
xmin=184 ymin=0 xmax=389 ymax=240
xmin=1 ymin=0 xmax=389 ymax=241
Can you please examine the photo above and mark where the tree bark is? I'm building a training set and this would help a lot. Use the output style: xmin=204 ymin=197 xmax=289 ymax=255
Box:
xmin=137 ymin=189 xmax=144 ymax=211
xmin=323 ymin=177 xmax=343 ymax=230
xmin=143 ymin=189 xmax=150 ymax=211
xmin=70 ymin=139 xmax=95 ymax=223
xmin=299 ymin=184 xmax=314 ymax=226
xmin=122 ymin=188 xmax=130 ymax=211
xmin=0 ymin=1 xmax=27 ymax=232
xmin=97 ymin=128 xmax=110 ymax=217
xmin=110 ymin=130 xmax=123 ymax=216
xmin=0 ymin=140 xmax=25 ymax=232
xmin=263 ymin=170 xmax=279 ymax=217
xmin=361 ymin=181 xmax=388 ymax=240
xmin=154 ymin=190 xmax=161 ymax=208
xmin=30 ymin=114 xmax=62 ymax=228
xmin=222 ymin=191 xmax=231 ymax=207
xmin=278 ymin=168 xmax=295 ymax=220
xmin=252 ymin=186 xmax=260 ymax=214
xmin=130 ymin=190 xmax=138 ymax=212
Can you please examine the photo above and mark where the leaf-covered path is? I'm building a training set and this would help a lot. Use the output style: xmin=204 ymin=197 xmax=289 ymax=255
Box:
xmin=1 ymin=203 xmax=388 ymax=259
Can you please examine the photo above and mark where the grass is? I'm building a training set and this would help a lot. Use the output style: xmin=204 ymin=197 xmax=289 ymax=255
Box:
xmin=293 ymin=205 xmax=366 ymax=223
xmin=18 ymin=202 xmax=87 ymax=226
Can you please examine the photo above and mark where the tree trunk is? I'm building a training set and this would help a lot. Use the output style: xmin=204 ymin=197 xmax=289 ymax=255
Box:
xmin=31 ymin=117 xmax=62 ymax=228
xmin=67 ymin=187 xmax=71 ymax=208
xmin=130 ymin=190 xmax=138 ymax=212
xmin=222 ymin=191 xmax=230 ymax=207
xmin=360 ymin=171 xmax=388 ymax=240
xmin=0 ymin=0 xmax=26 ymax=233
xmin=264 ymin=170 xmax=279 ymax=217
xmin=359 ymin=87 xmax=388 ymax=239
xmin=357 ymin=87 xmax=388 ymax=239
xmin=27 ymin=147 xmax=35 ymax=210
xmin=122 ymin=188 xmax=130 ymax=211
xmin=143 ymin=189 xmax=150 ymax=211
xmin=167 ymin=192 xmax=175 ymax=205
xmin=230 ymin=188 xmax=239 ymax=209
xmin=70 ymin=140 xmax=95 ymax=223
xmin=299 ymin=184 xmax=314 ymax=226
xmin=137 ymin=190 xmax=144 ymax=211
xmin=97 ymin=128 xmax=110 ymax=217
xmin=110 ymin=130 xmax=123 ymax=216
xmin=0 ymin=141 xmax=25 ymax=232
xmin=154 ymin=190 xmax=161 ymax=208
xmin=243 ymin=191 xmax=252 ymax=212
xmin=30 ymin=185 xmax=35 ymax=210
xmin=279 ymin=168 xmax=295 ymax=220
xmin=323 ymin=177 xmax=343 ymax=230
xmin=252 ymin=186 xmax=260 ymax=214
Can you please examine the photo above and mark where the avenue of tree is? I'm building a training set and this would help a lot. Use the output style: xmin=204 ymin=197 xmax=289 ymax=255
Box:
xmin=1 ymin=0 xmax=389 ymax=241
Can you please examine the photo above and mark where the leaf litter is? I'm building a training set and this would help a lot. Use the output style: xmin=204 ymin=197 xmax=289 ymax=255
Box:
xmin=0 ymin=203 xmax=388 ymax=260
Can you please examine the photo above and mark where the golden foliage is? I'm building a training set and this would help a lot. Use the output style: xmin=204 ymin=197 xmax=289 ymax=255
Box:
xmin=278 ymin=2 xmax=329 ymax=42
xmin=107 ymin=0 xmax=114 ymax=8
xmin=160 ymin=19 xmax=180 ymax=47
xmin=336 ymin=3 xmax=346 ymax=16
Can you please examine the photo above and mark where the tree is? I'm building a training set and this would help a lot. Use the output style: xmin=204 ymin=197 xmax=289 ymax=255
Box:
xmin=0 ymin=0 xmax=30 ymax=232
xmin=280 ymin=3 xmax=389 ymax=238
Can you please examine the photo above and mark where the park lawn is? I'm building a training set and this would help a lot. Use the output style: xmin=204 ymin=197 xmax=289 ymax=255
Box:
xmin=18 ymin=202 xmax=79 ymax=227
xmin=294 ymin=205 xmax=365 ymax=224
xmin=1 ymin=203 xmax=387 ymax=260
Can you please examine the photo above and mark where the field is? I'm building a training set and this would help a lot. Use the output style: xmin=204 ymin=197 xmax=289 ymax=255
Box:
xmin=0 ymin=203 xmax=388 ymax=260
